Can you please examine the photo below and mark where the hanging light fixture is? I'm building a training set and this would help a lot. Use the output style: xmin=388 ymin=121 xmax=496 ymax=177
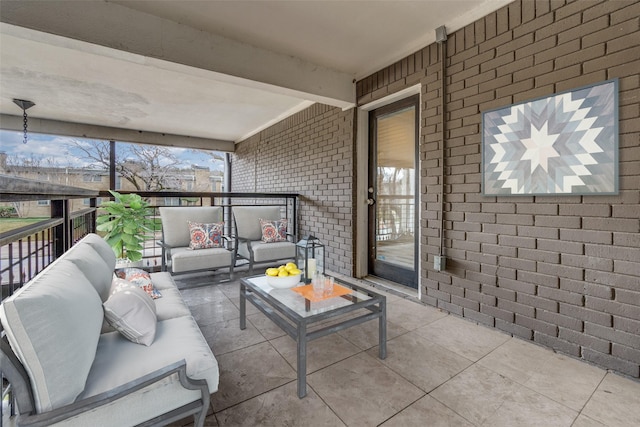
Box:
xmin=13 ymin=99 xmax=35 ymax=144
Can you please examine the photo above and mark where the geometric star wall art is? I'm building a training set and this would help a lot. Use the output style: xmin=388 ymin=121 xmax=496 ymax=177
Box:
xmin=482 ymin=79 xmax=618 ymax=195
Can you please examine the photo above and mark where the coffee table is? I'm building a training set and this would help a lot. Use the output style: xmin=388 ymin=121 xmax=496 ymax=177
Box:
xmin=239 ymin=275 xmax=387 ymax=398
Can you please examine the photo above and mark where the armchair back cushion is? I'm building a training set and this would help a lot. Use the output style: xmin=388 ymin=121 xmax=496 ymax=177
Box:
xmin=160 ymin=207 xmax=224 ymax=248
xmin=234 ymin=206 xmax=284 ymax=241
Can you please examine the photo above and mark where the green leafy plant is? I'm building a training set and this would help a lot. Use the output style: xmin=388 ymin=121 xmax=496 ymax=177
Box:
xmin=96 ymin=191 xmax=160 ymax=262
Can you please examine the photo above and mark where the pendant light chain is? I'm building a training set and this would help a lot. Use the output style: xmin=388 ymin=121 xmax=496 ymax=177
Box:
xmin=22 ymin=108 xmax=29 ymax=144
xmin=12 ymin=99 xmax=36 ymax=144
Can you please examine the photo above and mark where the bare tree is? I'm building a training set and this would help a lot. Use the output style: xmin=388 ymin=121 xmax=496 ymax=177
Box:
xmin=71 ymin=140 xmax=182 ymax=191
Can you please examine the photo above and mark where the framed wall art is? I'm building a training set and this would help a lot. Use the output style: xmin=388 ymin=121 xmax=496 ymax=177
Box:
xmin=482 ymin=79 xmax=618 ymax=196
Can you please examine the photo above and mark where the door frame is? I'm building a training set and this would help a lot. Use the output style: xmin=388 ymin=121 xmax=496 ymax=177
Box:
xmin=355 ymin=85 xmax=421 ymax=296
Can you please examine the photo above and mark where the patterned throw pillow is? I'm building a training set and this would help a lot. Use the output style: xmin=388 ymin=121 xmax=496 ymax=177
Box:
xmin=188 ymin=221 xmax=224 ymax=250
xmin=114 ymin=267 xmax=162 ymax=299
xmin=259 ymin=218 xmax=288 ymax=243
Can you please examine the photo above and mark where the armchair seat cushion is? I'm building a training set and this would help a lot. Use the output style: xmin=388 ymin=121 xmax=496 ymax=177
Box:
xmin=170 ymin=246 xmax=233 ymax=273
xmin=238 ymin=240 xmax=296 ymax=263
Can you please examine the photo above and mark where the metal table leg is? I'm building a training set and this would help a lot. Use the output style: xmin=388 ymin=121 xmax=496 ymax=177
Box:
xmin=379 ymin=297 xmax=387 ymax=359
xmin=297 ymin=323 xmax=307 ymax=398
xmin=240 ymin=282 xmax=246 ymax=330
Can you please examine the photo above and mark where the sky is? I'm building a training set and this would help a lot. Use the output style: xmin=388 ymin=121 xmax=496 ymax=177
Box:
xmin=0 ymin=130 xmax=225 ymax=171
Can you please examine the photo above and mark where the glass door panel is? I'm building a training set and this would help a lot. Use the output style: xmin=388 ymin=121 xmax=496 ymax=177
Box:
xmin=369 ymin=96 xmax=418 ymax=288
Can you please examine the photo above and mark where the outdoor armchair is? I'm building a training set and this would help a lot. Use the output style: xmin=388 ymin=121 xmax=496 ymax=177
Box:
xmin=232 ymin=206 xmax=296 ymax=273
xmin=159 ymin=206 xmax=234 ymax=278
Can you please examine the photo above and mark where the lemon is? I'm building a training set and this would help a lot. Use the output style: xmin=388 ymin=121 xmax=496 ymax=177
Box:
xmin=285 ymin=262 xmax=297 ymax=271
xmin=289 ymin=268 xmax=301 ymax=275
xmin=266 ymin=268 xmax=279 ymax=277
xmin=278 ymin=270 xmax=289 ymax=277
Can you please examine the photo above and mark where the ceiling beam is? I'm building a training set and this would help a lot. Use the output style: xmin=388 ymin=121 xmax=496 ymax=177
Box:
xmin=0 ymin=114 xmax=236 ymax=152
xmin=0 ymin=0 xmax=355 ymax=109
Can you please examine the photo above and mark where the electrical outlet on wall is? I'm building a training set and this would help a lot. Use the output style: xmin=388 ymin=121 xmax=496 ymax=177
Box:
xmin=434 ymin=255 xmax=446 ymax=271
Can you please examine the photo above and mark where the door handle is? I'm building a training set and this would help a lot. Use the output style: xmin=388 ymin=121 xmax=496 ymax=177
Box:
xmin=367 ymin=198 xmax=376 ymax=206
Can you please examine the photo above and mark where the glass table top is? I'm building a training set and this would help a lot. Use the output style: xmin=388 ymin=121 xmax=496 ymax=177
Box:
xmin=243 ymin=275 xmax=378 ymax=318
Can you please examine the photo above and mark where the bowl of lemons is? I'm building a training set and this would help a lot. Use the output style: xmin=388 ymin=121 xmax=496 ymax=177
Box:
xmin=265 ymin=262 xmax=302 ymax=288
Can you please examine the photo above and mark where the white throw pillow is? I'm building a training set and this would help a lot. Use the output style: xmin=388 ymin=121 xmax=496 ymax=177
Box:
xmin=103 ymin=283 xmax=157 ymax=346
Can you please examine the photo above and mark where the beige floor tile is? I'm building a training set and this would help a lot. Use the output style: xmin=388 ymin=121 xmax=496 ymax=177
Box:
xmin=581 ymin=372 xmax=640 ymax=427
xmin=211 ymin=341 xmax=296 ymax=412
xmin=572 ymin=414 xmax=607 ymax=427
xmin=416 ymin=314 xmax=510 ymax=361
xmin=523 ymin=353 xmax=605 ymax=411
xmin=270 ymin=332 xmax=362 ymax=374
xmin=337 ymin=317 xmax=408 ymax=351
xmin=477 ymin=337 xmax=554 ymax=383
xmin=430 ymin=364 xmax=521 ymax=425
xmin=386 ymin=298 xmax=448 ymax=331
xmin=215 ymin=381 xmax=345 ymax=427
xmin=179 ymin=284 xmax=229 ymax=306
xmin=228 ymin=294 xmax=261 ymax=316
xmin=481 ymin=385 xmax=577 ymax=427
xmin=380 ymin=395 xmax=473 ymax=427
xmin=366 ymin=331 xmax=473 ymax=392
xmin=190 ymin=298 xmax=240 ymax=327
xmin=247 ymin=310 xmax=288 ymax=340
xmin=308 ymin=352 xmax=425 ymax=427
xmin=200 ymin=317 xmax=266 ymax=356
xmin=478 ymin=338 xmax=605 ymax=411
xmin=217 ymin=281 xmax=242 ymax=298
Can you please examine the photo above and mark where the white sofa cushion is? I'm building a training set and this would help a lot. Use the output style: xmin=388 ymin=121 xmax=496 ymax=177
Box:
xmin=64 ymin=243 xmax=114 ymax=302
xmin=0 ymin=259 xmax=103 ymax=412
xmin=152 ymin=287 xmax=192 ymax=320
xmin=80 ymin=315 xmax=219 ymax=398
xmin=81 ymin=233 xmax=117 ymax=270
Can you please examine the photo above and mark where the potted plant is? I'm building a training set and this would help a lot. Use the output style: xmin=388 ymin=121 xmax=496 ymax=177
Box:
xmin=96 ymin=190 xmax=160 ymax=266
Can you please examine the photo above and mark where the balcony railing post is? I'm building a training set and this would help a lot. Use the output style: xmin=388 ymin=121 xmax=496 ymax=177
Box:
xmin=50 ymin=199 xmax=70 ymax=257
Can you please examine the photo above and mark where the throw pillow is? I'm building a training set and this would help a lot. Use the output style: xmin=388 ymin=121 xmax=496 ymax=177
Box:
xmin=260 ymin=218 xmax=288 ymax=243
xmin=114 ymin=267 xmax=162 ymax=299
xmin=103 ymin=284 xmax=157 ymax=346
xmin=188 ymin=221 xmax=224 ymax=250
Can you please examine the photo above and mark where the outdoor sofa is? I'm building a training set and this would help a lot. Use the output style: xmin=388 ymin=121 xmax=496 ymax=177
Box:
xmin=0 ymin=233 xmax=217 ymax=426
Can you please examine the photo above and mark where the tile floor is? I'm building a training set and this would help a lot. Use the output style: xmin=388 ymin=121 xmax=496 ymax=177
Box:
xmin=170 ymin=271 xmax=640 ymax=427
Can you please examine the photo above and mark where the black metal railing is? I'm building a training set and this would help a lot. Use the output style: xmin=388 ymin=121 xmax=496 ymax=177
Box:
xmin=0 ymin=203 xmax=98 ymax=302
xmin=376 ymin=194 xmax=415 ymax=241
xmin=1 ymin=191 xmax=299 ymax=301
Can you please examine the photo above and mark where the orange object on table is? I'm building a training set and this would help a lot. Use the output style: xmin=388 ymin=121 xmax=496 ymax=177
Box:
xmin=292 ymin=283 xmax=352 ymax=302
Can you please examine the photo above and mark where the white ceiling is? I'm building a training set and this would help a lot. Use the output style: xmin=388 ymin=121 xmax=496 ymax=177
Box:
xmin=0 ymin=0 xmax=511 ymax=148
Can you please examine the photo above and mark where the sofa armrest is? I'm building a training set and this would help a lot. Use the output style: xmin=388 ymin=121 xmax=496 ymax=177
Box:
xmin=13 ymin=360 xmax=209 ymax=427
xmin=1 ymin=333 xmax=37 ymax=416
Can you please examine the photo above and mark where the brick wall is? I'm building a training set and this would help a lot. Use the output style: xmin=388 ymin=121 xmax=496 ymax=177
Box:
xmin=358 ymin=0 xmax=640 ymax=377
xmin=231 ymin=103 xmax=356 ymax=276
